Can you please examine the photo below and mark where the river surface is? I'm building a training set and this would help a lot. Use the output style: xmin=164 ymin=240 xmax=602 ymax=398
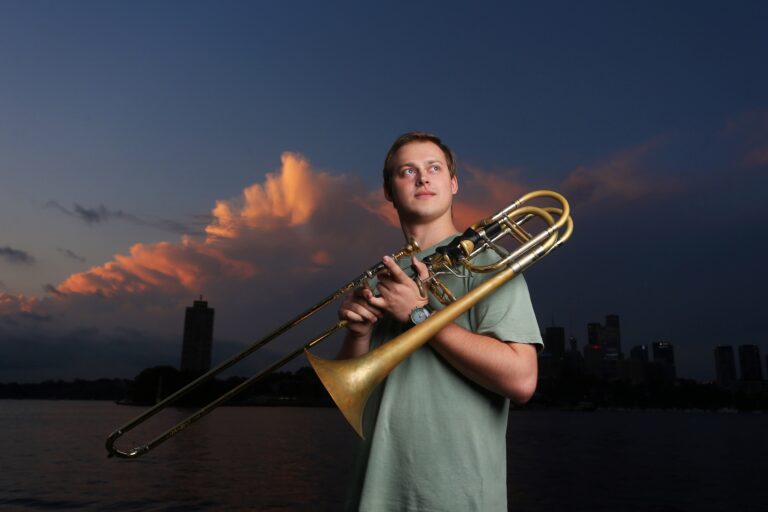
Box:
xmin=1 ymin=401 xmax=766 ymax=511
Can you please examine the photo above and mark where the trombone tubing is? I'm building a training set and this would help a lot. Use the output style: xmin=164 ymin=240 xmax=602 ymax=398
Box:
xmin=105 ymin=257 xmax=405 ymax=458
xmin=107 ymin=320 xmax=346 ymax=458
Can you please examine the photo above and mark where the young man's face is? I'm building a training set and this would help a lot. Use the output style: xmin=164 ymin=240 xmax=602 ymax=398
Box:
xmin=385 ymin=141 xmax=458 ymax=224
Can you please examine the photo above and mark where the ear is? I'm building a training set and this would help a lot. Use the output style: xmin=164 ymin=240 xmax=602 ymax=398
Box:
xmin=450 ymin=174 xmax=458 ymax=195
xmin=383 ymin=183 xmax=393 ymax=202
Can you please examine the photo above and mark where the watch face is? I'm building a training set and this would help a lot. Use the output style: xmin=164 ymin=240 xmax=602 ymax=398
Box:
xmin=411 ymin=307 xmax=430 ymax=325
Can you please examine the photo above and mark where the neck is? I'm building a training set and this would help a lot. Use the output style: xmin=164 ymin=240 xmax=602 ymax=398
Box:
xmin=400 ymin=216 xmax=459 ymax=251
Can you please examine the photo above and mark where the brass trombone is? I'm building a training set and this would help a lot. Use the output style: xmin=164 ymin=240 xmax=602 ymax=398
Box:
xmin=106 ymin=190 xmax=572 ymax=458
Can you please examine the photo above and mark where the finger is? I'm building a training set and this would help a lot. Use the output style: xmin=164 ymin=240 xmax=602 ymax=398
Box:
xmin=360 ymin=300 xmax=384 ymax=318
xmin=352 ymin=304 xmax=378 ymax=323
xmin=375 ymin=278 xmax=391 ymax=294
xmin=344 ymin=303 xmax=378 ymax=324
xmin=411 ymin=256 xmax=429 ymax=280
xmin=382 ymin=255 xmax=409 ymax=283
xmin=340 ymin=309 xmax=365 ymax=323
xmin=356 ymin=300 xmax=384 ymax=320
xmin=361 ymin=286 xmax=374 ymax=300
xmin=367 ymin=295 xmax=387 ymax=310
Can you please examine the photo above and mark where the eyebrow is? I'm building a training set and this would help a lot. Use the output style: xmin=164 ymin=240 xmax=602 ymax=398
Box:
xmin=398 ymin=159 xmax=444 ymax=168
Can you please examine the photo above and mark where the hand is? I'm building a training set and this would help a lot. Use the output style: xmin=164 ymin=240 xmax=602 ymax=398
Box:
xmin=368 ymin=255 xmax=430 ymax=323
xmin=338 ymin=282 xmax=382 ymax=339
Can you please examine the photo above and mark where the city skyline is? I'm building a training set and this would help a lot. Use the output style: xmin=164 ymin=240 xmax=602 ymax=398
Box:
xmin=1 ymin=2 xmax=767 ymax=382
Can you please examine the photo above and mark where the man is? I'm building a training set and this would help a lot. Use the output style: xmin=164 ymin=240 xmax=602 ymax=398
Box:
xmin=338 ymin=132 xmax=542 ymax=511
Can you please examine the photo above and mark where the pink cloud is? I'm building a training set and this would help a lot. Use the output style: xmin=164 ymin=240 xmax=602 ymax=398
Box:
xmin=206 ymin=152 xmax=345 ymax=238
xmin=560 ymin=138 xmax=674 ymax=206
xmin=743 ymin=147 xmax=768 ymax=167
xmin=725 ymin=108 xmax=768 ymax=169
xmin=24 ymin=152 xmax=391 ymax=336
xmin=57 ymin=237 xmax=256 ymax=297
xmin=0 ymin=292 xmax=39 ymax=315
xmin=355 ymin=189 xmax=400 ymax=228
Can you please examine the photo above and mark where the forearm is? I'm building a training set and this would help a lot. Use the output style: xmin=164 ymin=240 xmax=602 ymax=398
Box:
xmin=429 ymin=323 xmax=538 ymax=403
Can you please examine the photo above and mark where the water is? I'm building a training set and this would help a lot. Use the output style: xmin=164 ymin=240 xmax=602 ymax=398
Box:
xmin=1 ymin=401 xmax=766 ymax=511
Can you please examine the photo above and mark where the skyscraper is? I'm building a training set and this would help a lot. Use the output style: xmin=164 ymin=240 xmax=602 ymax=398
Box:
xmin=738 ymin=345 xmax=763 ymax=381
xmin=583 ymin=315 xmax=623 ymax=379
xmin=180 ymin=297 xmax=215 ymax=375
xmin=584 ymin=316 xmax=622 ymax=358
xmin=545 ymin=326 xmax=566 ymax=359
xmin=652 ymin=341 xmax=675 ymax=365
xmin=603 ymin=314 xmax=621 ymax=358
xmin=630 ymin=344 xmax=649 ymax=362
xmin=652 ymin=341 xmax=676 ymax=381
xmin=714 ymin=345 xmax=737 ymax=386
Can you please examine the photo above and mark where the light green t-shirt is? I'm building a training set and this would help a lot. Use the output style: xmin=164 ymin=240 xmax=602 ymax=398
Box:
xmin=345 ymin=235 xmax=543 ymax=512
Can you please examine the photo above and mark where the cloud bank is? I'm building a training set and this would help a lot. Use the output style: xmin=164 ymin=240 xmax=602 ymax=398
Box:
xmin=1 ymin=143 xmax=668 ymax=381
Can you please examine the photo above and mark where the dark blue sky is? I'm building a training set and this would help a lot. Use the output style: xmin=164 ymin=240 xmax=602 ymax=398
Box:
xmin=1 ymin=1 xmax=767 ymax=381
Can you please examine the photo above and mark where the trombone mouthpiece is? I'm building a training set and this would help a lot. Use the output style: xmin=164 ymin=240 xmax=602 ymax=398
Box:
xmin=393 ymin=238 xmax=421 ymax=260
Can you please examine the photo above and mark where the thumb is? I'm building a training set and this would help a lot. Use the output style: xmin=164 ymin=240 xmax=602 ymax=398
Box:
xmin=411 ymin=256 xmax=429 ymax=280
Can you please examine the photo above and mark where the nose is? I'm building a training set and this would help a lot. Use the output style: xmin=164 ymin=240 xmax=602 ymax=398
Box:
xmin=416 ymin=169 xmax=429 ymax=185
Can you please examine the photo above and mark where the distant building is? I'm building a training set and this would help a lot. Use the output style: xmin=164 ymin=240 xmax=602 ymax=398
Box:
xmin=630 ymin=345 xmax=649 ymax=362
xmin=651 ymin=341 xmax=676 ymax=383
xmin=538 ymin=326 xmax=566 ymax=379
xmin=714 ymin=345 xmax=737 ymax=386
xmin=620 ymin=344 xmax=650 ymax=385
xmin=561 ymin=336 xmax=584 ymax=378
xmin=583 ymin=315 xmax=623 ymax=379
xmin=583 ymin=342 xmax=603 ymax=377
xmin=603 ymin=314 xmax=621 ymax=358
xmin=652 ymin=341 xmax=675 ymax=366
xmin=738 ymin=345 xmax=763 ymax=381
xmin=545 ymin=326 xmax=566 ymax=360
xmin=180 ymin=297 xmax=215 ymax=375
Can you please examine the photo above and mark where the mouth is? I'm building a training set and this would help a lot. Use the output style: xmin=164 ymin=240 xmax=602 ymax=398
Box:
xmin=414 ymin=191 xmax=436 ymax=198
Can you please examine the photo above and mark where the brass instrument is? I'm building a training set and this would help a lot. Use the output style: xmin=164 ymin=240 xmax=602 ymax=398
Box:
xmin=106 ymin=190 xmax=572 ymax=458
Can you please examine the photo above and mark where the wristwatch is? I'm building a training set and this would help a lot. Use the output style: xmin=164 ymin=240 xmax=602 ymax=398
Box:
xmin=409 ymin=304 xmax=432 ymax=326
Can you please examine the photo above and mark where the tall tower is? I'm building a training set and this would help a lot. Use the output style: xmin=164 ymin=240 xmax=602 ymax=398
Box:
xmin=714 ymin=345 xmax=737 ymax=386
xmin=603 ymin=314 xmax=621 ymax=358
xmin=545 ymin=326 xmax=566 ymax=359
xmin=180 ymin=297 xmax=215 ymax=376
xmin=738 ymin=345 xmax=763 ymax=381
xmin=652 ymin=341 xmax=676 ymax=382
xmin=630 ymin=345 xmax=649 ymax=362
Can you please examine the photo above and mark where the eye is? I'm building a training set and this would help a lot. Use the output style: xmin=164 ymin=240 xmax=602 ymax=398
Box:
xmin=429 ymin=164 xmax=441 ymax=173
xmin=400 ymin=167 xmax=415 ymax=177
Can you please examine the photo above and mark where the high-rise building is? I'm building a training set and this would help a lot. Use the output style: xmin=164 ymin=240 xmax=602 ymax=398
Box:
xmin=652 ymin=341 xmax=675 ymax=365
xmin=651 ymin=341 xmax=676 ymax=382
xmin=583 ymin=315 xmax=623 ymax=379
xmin=180 ymin=297 xmax=215 ymax=375
xmin=603 ymin=314 xmax=621 ymax=358
xmin=714 ymin=345 xmax=737 ymax=386
xmin=587 ymin=323 xmax=601 ymax=346
xmin=545 ymin=326 xmax=566 ymax=359
xmin=738 ymin=345 xmax=763 ymax=381
xmin=584 ymin=316 xmax=622 ymax=358
xmin=539 ymin=326 xmax=567 ymax=379
xmin=630 ymin=345 xmax=649 ymax=362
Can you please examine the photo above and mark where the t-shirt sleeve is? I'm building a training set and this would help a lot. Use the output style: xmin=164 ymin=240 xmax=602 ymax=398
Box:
xmin=470 ymin=273 xmax=544 ymax=349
